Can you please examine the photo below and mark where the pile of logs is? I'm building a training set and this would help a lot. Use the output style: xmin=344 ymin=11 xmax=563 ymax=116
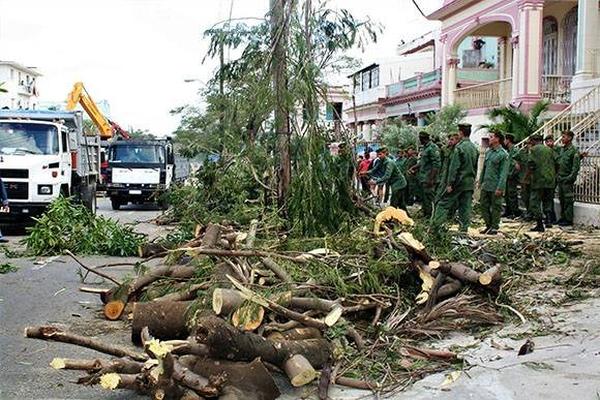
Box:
xmin=24 ymin=217 xmax=505 ymax=399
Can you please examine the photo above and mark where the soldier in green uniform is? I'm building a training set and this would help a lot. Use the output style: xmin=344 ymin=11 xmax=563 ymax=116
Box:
xmin=437 ymin=132 xmax=459 ymax=199
xmin=411 ymin=132 xmax=441 ymax=218
xmin=405 ymin=147 xmax=418 ymax=205
xmin=528 ymin=134 xmax=557 ymax=232
xmin=479 ymin=131 xmax=509 ymax=234
xmin=503 ymin=134 xmax=521 ymax=218
xmin=545 ymin=135 xmax=560 ymax=223
xmin=516 ymin=138 xmax=533 ymax=220
xmin=556 ymin=130 xmax=581 ymax=226
xmin=368 ymin=147 xmax=407 ymax=210
xmin=432 ymin=124 xmax=479 ymax=233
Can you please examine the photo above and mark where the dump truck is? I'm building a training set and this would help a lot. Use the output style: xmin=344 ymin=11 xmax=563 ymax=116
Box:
xmin=0 ymin=110 xmax=100 ymax=221
xmin=105 ymin=138 xmax=189 ymax=210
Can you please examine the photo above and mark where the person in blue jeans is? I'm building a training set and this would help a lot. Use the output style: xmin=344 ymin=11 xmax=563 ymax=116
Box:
xmin=0 ymin=177 xmax=9 ymax=243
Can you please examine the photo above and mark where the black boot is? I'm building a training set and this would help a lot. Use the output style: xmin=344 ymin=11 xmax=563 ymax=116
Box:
xmin=530 ymin=219 xmax=545 ymax=232
xmin=545 ymin=217 xmax=553 ymax=228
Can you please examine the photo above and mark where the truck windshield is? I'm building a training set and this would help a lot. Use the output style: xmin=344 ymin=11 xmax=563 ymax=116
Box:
xmin=109 ymin=145 xmax=165 ymax=164
xmin=0 ymin=122 xmax=59 ymax=155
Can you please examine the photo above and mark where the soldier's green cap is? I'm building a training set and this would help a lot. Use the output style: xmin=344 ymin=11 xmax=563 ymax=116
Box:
xmin=447 ymin=132 xmax=459 ymax=138
xmin=544 ymin=135 xmax=554 ymax=141
xmin=505 ymin=133 xmax=515 ymax=141
xmin=530 ymin=134 xmax=543 ymax=141
xmin=376 ymin=147 xmax=388 ymax=153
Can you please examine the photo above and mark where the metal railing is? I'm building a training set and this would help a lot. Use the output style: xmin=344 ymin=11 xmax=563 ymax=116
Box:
xmin=542 ymin=75 xmax=572 ymax=104
xmin=517 ymin=83 xmax=600 ymax=149
xmin=575 ymin=155 xmax=600 ymax=204
xmin=453 ymin=78 xmax=512 ymax=109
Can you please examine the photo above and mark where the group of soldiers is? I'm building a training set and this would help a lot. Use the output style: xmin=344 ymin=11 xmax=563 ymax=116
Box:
xmin=359 ymin=123 xmax=581 ymax=235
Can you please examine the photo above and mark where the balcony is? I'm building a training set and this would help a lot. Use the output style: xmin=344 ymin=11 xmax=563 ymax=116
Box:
xmin=542 ymin=75 xmax=572 ymax=104
xmin=386 ymin=69 xmax=441 ymax=98
xmin=454 ymin=78 xmax=512 ymax=109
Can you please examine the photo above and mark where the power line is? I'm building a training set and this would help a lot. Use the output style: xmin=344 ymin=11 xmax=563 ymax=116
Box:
xmin=411 ymin=0 xmax=427 ymax=18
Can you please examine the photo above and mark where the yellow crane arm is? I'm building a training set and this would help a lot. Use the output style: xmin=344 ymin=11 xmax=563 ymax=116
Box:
xmin=66 ymin=82 xmax=113 ymax=139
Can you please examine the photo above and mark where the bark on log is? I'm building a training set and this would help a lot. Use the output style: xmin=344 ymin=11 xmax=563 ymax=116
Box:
xmin=25 ymin=326 xmax=148 ymax=361
xmin=182 ymin=356 xmax=280 ymax=400
xmin=138 ymin=242 xmax=172 ymax=258
xmin=267 ymin=327 xmax=322 ymax=341
xmin=195 ymin=316 xmax=331 ymax=368
xmin=50 ymin=357 xmax=143 ymax=374
xmin=438 ymin=262 xmax=482 ymax=284
xmin=131 ymin=301 xmax=192 ymax=344
xmin=437 ymin=279 xmax=463 ymax=298
xmin=334 ymin=376 xmax=379 ymax=390
xmin=260 ymin=257 xmax=292 ymax=283
xmin=284 ymin=354 xmax=317 ymax=387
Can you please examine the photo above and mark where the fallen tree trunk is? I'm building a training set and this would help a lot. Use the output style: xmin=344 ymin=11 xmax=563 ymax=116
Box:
xmin=131 ymin=301 xmax=193 ymax=344
xmin=180 ymin=356 xmax=280 ymax=400
xmin=438 ymin=262 xmax=482 ymax=285
xmin=50 ymin=357 xmax=143 ymax=374
xmin=25 ymin=326 xmax=148 ymax=362
xmin=194 ymin=315 xmax=331 ymax=368
xmin=267 ymin=327 xmax=322 ymax=341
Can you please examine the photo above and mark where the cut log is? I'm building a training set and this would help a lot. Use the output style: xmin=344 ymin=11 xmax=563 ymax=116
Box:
xmin=479 ymin=265 xmax=501 ymax=286
xmin=437 ymin=279 xmax=463 ymax=298
xmin=267 ymin=327 xmax=322 ymax=342
xmin=438 ymin=262 xmax=481 ymax=284
xmin=195 ymin=315 xmax=331 ymax=368
xmin=284 ymin=354 xmax=317 ymax=387
xmin=289 ymin=297 xmax=339 ymax=312
xmin=131 ymin=301 xmax=192 ymax=344
xmin=183 ymin=356 xmax=280 ymax=400
xmin=104 ymin=300 xmax=126 ymax=321
xmin=99 ymin=373 xmax=147 ymax=392
xmin=324 ymin=305 xmax=344 ymax=326
xmin=260 ymin=257 xmax=292 ymax=283
xmin=212 ymin=289 xmax=245 ymax=315
xmin=334 ymin=376 xmax=378 ymax=390
xmin=50 ymin=357 xmax=143 ymax=374
xmin=25 ymin=326 xmax=147 ymax=361
xmin=231 ymin=303 xmax=265 ymax=331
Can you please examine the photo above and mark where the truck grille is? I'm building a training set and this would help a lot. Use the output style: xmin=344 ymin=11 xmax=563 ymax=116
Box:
xmin=5 ymin=181 xmax=28 ymax=200
xmin=0 ymin=169 xmax=29 ymax=179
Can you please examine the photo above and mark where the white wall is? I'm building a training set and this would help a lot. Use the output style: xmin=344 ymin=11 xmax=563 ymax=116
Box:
xmin=0 ymin=64 xmax=40 ymax=110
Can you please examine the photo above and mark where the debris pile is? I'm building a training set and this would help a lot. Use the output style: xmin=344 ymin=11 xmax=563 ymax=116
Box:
xmin=24 ymin=210 xmax=588 ymax=399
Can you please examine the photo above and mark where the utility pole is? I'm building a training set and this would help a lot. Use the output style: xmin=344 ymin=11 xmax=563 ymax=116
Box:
xmin=271 ymin=0 xmax=291 ymax=209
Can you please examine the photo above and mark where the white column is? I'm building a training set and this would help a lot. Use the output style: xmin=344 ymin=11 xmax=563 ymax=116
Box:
xmin=575 ymin=0 xmax=600 ymax=78
xmin=446 ymin=57 xmax=459 ymax=105
xmin=498 ymin=37 xmax=507 ymax=80
xmin=511 ymin=36 xmax=519 ymax=103
xmin=515 ymin=0 xmax=544 ymax=107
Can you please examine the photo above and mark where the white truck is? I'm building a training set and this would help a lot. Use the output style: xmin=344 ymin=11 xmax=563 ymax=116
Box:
xmin=105 ymin=138 xmax=189 ymax=210
xmin=0 ymin=110 xmax=100 ymax=221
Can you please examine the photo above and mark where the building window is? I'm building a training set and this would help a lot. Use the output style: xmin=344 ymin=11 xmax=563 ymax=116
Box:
xmin=562 ymin=7 xmax=578 ymax=76
xmin=362 ymin=71 xmax=370 ymax=91
xmin=370 ymin=67 xmax=379 ymax=88
xmin=543 ymin=17 xmax=558 ymax=75
xmin=18 ymin=71 xmax=22 ymax=84
xmin=10 ymin=69 xmax=14 ymax=80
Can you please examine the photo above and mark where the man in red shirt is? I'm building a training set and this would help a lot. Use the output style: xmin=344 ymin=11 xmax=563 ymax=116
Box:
xmin=357 ymin=152 xmax=372 ymax=193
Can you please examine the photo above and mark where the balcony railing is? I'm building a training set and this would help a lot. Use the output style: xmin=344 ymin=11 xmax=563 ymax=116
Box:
xmin=386 ymin=69 xmax=441 ymax=98
xmin=542 ymin=75 xmax=572 ymax=104
xmin=575 ymin=155 xmax=600 ymax=204
xmin=453 ymin=78 xmax=512 ymax=109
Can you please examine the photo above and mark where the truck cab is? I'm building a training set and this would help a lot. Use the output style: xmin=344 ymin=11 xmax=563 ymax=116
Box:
xmin=105 ymin=139 xmax=176 ymax=210
xmin=0 ymin=110 xmax=99 ymax=221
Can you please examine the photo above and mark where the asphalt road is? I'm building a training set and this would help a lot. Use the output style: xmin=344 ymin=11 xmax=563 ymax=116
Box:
xmin=0 ymin=198 xmax=163 ymax=400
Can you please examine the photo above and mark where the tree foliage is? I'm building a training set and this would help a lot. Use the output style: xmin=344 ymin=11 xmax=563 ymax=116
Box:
xmin=483 ymin=100 xmax=550 ymax=142
xmin=170 ymin=1 xmax=378 ymax=236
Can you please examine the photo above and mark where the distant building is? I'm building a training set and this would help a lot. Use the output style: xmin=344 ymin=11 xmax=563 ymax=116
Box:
xmin=0 ymin=61 xmax=41 ymax=110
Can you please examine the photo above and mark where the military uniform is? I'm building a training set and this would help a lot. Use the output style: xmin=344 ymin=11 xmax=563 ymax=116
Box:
xmin=515 ymin=147 xmax=531 ymax=217
xmin=479 ymin=146 xmax=509 ymax=230
xmin=417 ymin=142 xmax=441 ymax=218
xmin=432 ymin=138 xmax=479 ymax=232
xmin=504 ymin=145 xmax=521 ymax=217
xmin=556 ymin=143 xmax=581 ymax=224
xmin=528 ymin=143 xmax=557 ymax=225
xmin=405 ymin=155 xmax=418 ymax=205
xmin=372 ymin=157 xmax=407 ymax=210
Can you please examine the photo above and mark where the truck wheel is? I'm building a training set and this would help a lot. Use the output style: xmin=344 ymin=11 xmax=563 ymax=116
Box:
xmin=111 ymin=198 xmax=121 ymax=210
xmin=81 ymin=183 xmax=97 ymax=214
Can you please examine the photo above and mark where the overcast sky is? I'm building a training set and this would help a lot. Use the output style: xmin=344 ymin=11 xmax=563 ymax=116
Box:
xmin=0 ymin=0 xmax=441 ymax=135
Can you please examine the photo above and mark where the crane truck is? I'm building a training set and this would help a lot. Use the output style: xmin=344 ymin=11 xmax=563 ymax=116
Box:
xmin=0 ymin=110 xmax=100 ymax=221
